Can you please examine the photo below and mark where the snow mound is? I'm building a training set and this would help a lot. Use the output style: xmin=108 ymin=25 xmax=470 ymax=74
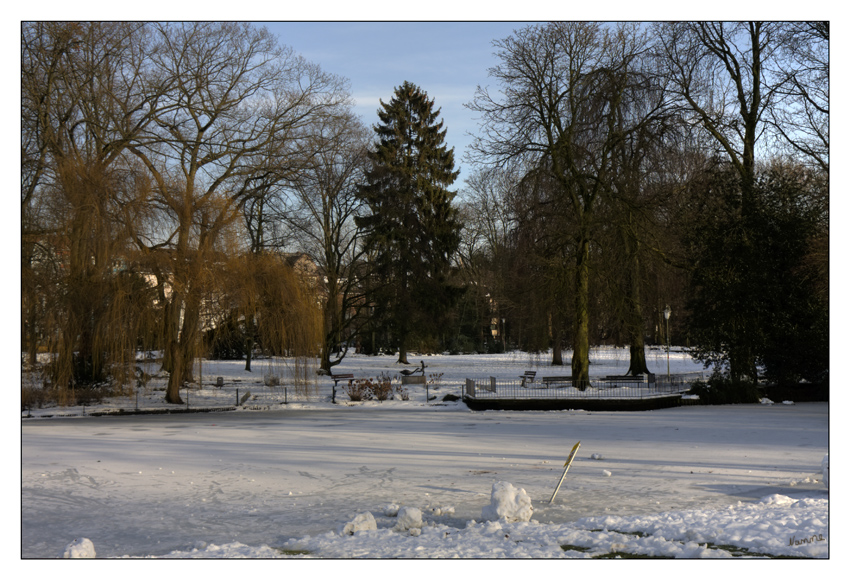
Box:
xmin=760 ymin=398 xmax=774 ymax=405
xmin=822 ymin=454 xmax=829 ymax=489
xmin=394 ymin=506 xmax=423 ymax=531
xmin=481 ymin=482 xmax=533 ymax=523
xmin=63 ymin=538 xmax=95 ymax=558
xmin=590 ymin=453 xmax=604 ymax=460
xmin=383 ymin=504 xmax=400 ymax=517
xmin=339 ymin=512 xmax=377 ymax=535
xmin=602 ymin=469 xmax=612 ymax=477
xmin=759 ymin=494 xmax=795 ymax=506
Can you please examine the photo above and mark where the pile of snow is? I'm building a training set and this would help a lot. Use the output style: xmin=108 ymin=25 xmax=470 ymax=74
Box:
xmin=339 ymin=512 xmax=377 ymax=535
xmin=241 ymin=493 xmax=830 ymax=559
xmin=481 ymin=482 xmax=533 ymax=523
xmin=394 ymin=506 xmax=423 ymax=532
xmin=63 ymin=538 xmax=95 ymax=558
xmin=382 ymin=504 xmax=400 ymax=517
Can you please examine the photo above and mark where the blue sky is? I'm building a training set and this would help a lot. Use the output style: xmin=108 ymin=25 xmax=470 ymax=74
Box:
xmin=265 ymin=22 xmax=532 ymax=188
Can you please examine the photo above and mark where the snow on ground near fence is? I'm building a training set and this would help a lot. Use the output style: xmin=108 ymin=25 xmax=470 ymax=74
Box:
xmin=21 ymin=349 xmax=828 ymax=559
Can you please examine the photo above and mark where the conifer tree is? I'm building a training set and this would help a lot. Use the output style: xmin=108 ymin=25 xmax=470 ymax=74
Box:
xmin=357 ymin=81 xmax=462 ymax=364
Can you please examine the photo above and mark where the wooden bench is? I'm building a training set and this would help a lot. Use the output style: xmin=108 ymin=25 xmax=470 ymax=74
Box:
xmin=519 ymin=371 xmax=536 ymax=387
xmin=541 ymin=376 xmax=572 ymax=388
xmin=331 ymin=373 xmax=354 ymax=386
xmin=330 ymin=373 xmax=354 ymax=404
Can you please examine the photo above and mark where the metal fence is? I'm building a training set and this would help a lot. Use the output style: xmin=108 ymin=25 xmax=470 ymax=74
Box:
xmin=35 ymin=378 xmax=450 ymax=417
xmin=463 ymin=373 xmax=703 ymax=401
xmin=23 ymin=371 xmax=706 ymax=417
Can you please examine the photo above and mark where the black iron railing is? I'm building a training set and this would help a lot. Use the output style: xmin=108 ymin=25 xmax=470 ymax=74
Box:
xmin=463 ymin=373 xmax=702 ymax=400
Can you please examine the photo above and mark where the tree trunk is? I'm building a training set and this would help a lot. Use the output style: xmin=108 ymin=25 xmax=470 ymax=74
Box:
xmin=628 ymin=343 xmax=649 ymax=376
xmin=26 ymin=301 xmax=38 ymax=367
xmin=245 ymin=336 xmax=253 ymax=372
xmin=551 ymin=317 xmax=564 ymax=365
xmin=571 ymin=235 xmax=591 ymax=390
xmin=624 ymin=225 xmax=650 ymax=376
xmin=397 ymin=334 xmax=410 ymax=365
xmin=165 ymin=287 xmax=201 ymax=404
xmin=159 ymin=289 xmax=181 ymax=375
xmin=164 ymin=338 xmax=184 ymax=404
xmin=320 ymin=277 xmax=341 ymax=373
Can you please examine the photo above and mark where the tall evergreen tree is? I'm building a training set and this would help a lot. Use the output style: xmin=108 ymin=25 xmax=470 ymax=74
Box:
xmin=357 ymin=81 xmax=462 ymax=364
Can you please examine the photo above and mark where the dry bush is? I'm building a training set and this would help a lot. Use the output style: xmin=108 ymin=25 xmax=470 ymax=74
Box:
xmin=370 ymin=373 xmax=394 ymax=401
xmin=345 ymin=379 xmax=373 ymax=401
xmin=345 ymin=373 xmax=405 ymax=402
xmin=428 ymin=372 xmax=444 ymax=387
xmin=392 ymin=383 xmax=410 ymax=401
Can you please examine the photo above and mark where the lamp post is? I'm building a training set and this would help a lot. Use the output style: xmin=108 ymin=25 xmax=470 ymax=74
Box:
xmin=663 ymin=305 xmax=671 ymax=380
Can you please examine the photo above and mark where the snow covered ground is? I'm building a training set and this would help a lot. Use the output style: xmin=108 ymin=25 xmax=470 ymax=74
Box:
xmin=20 ymin=349 xmax=830 ymax=560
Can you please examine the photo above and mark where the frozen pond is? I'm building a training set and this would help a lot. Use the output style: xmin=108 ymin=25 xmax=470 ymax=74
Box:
xmin=21 ymin=401 xmax=827 ymax=558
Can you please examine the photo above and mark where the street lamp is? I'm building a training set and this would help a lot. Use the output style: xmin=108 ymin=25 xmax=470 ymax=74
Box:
xmin=663 ymin=305 xmax=672 ymax=380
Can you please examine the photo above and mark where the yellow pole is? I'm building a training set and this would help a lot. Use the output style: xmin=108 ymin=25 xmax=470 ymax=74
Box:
xmin=549 ymin=441 xmax=581 ymax=504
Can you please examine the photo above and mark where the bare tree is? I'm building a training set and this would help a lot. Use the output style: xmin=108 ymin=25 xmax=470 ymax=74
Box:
xmin=655 ymin=22 xmax=785 ymax=207
xmin=127 ymin=22 xmax=350 ymax=403
xmin=279 ymin=110 xmax=372 ymax=372
xmin=456 ymin=166 xmax=521 ymax=351
xmin=469 ymin=22 xmax=670 ymax=386
xmin=769 ymin=22 xmax=829 ymax=173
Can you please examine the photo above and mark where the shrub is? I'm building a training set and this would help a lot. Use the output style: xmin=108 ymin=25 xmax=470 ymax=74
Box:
xmin=393 ymin=383 xmax=409 ymax=400
xmin=345 ymin=373 xmax=405 ymax=401
xmin=370 ymin=374 xmax=394 ymax=401
xmin=689 ymin=374 xmax=761 ymax=405
xmin=345 ymin=379 xmax=373 ymax=401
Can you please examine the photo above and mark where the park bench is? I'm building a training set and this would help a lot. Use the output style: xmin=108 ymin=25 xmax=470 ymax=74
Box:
xmin=519 ymin=371 xmax=536 ymax=387
xmin=330 ymin=373 xmax=354 ymax=404
xmin=541 ymin=376 xmax=572 ymax=388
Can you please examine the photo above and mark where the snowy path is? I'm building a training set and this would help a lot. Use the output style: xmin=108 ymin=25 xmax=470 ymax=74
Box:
xmin=21 ymin=402 xmax=827 ymax=558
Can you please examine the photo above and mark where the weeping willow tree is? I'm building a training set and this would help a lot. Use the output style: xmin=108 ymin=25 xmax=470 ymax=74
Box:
xmin=247 ymin=253 xmax=322 ymax=396
xmin=206 ymin=250 xmax=322 ymax=398
xmin=29 ymin=152 xmax=161 ymax=407
xmin=21 ymin=22 xmax=161 ymax=403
